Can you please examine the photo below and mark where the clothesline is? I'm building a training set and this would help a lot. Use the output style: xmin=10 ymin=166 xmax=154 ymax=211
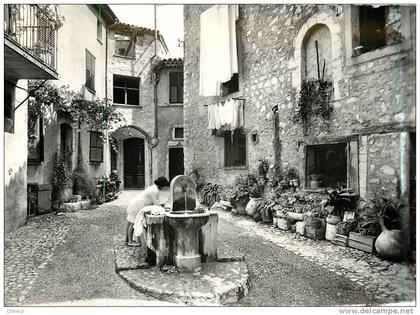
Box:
xmin=203 ymin=97 xmax=245 ymax=107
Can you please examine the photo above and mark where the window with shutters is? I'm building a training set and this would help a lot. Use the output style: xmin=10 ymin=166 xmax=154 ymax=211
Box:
xmin=113 ymin=75 xmax=140 ymax=106
xmin=89 ymin=131 xmax=103 ymax=163
xmin=305 ymin=141 xmax=359 ymax=192
xmin=85 ymin=50 xmax=95 ymax=92
xmin=169 ymin=71 xmax=183 ymax=104
xmin=28 ymin=117 xmax=44 ymax=163
xmin=224 ymin=130 xmax=247 ymax=167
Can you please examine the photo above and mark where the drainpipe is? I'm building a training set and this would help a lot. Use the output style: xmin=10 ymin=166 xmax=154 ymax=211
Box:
xmin=149 ymin=4 xmax=159 ymax=183
xmin=153 ymin=4 xmax=159 ymax=139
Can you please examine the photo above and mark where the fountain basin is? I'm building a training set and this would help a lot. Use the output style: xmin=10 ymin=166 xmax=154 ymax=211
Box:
xmin=165 ymin=211 xmax=210 ymax=272
xmin=165 ymin=211 xmax=209 ymax=229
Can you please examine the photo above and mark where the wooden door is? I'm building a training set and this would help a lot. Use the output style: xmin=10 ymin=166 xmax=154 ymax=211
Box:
xmin=169 ymin=147 xmax=184 ymax=182
xmin=124 ymin=138 xmax=145 ymax=189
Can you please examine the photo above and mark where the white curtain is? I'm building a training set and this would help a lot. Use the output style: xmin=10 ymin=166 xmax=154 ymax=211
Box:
xmin=199 ymin=5 xmax=239 ymax=97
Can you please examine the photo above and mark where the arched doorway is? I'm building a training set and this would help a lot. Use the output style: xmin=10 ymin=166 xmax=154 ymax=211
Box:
xmin=123 ymin=138 xmax=145 ymax=189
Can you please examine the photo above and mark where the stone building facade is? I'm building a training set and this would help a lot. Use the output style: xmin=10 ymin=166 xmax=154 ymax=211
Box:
xmin=107 ymin=24 xmax=184 ymax=189
xmin=26 ymin=5 xmax=117 ymax=214
xmin=183 ymin=4 xmax=415 ymax=202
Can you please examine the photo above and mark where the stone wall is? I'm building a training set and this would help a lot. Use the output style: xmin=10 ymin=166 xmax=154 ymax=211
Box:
xmin=183 ymin=4 xmax=415 ymax=199
xmin=154 ymin=67 xmax=184 ymax=179
xmin=5 ymin=80 xmax=28 ymax=232
xmin=107 ymin=30 xmax=175 ymax=187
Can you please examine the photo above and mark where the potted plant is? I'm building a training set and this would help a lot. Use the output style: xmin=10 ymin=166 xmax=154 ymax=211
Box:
xmin=371 ymin=193 xmax=406 ymax=261
xmin=309 ymin=174 xmax=321 ymax=189
xmin=232 ymin=172 xmax=264 ymax=216
xmin=285 ymin=166 xmax=299 ymax=187
xmin=347 ymin=205 xmax=381 ymax=253
xmin=201 ymin=183 xmax=223 ymax=207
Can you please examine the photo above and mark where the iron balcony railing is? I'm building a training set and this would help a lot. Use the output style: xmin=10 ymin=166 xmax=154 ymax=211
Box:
xmin=4 ymin=4 xmax=58 ymax=71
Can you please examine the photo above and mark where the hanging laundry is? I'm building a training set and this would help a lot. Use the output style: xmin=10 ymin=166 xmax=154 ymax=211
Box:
xmin=199 ymin=5 xmax=239 ymax=96
xmin=207 ymin=99 xmax=245 ymax=131
xmin=219 ymin=100 xmax=229 ymax=126
xmin=214 ymin=103 xmax=222 ymax=129
xmin=207 ymin=104 xmax=216 ymax=129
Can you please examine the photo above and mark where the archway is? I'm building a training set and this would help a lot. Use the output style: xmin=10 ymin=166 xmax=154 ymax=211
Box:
xmin=111 ymin=125 xmax=152 ymax=189
xmin=123 ymin=138 xmax=145 ymax=189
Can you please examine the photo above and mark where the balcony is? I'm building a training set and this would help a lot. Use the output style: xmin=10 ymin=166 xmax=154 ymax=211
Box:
xmin=4 ymin=4 xmax=59 ymax=80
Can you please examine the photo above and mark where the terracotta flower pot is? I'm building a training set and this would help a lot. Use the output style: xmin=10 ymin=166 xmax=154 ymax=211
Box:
xmin=375 ymin=229 xmax=404 ymax=261
xmin=245 ymin=197 xmax=261 ymax=216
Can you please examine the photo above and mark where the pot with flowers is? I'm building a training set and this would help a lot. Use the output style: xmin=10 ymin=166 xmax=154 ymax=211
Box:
xmin=323 ymin=188 xmax=358 ymax=241
xmin=285 ymin=166 xmax=299 ymax=188
xmin=244 ymin=174 xmax=265 ymax=217
xmin=304 ymin=202 xmax=327 ymax=240
xmin=231 ymin=173 xmax=262 ymax=215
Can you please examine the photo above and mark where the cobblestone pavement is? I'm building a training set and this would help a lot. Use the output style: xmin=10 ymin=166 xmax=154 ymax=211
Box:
xmin=5 ymin=213 xmax=74 ymax=305
xmin=217 ymin=210 xmax=416 ymax=305
xmin=4 ymin=191 xmax=415 ymax=306
xmin=5 ymin=192 xmax=179 ymax=306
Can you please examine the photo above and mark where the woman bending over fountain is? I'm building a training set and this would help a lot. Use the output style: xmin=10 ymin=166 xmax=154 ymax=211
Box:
xmin=126 ymin=177 xmax=170 ymax=247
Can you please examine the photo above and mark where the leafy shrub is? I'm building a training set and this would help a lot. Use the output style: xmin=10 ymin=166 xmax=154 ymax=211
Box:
xmin=201 ymin=183 xmax=223 ymax=207
xmin=51 ymin=152 xmax=72 ymax=211
xmin=72 ymin=165 xmax=89 ymax=197
xmin=233 ymin=172 xmax=265 ymax=200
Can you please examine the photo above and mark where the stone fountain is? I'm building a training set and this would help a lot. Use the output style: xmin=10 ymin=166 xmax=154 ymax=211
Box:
xmin=114 ymin=175 xmax=250 ymax=304
xmin=165 ymin=175 xmax=210 ymax=272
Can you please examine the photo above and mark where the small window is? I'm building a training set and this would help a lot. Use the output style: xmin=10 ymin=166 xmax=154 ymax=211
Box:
xmin=358 ymin=5 xmax=386 ymax=53
xmin=306 ymin=143 xmax=348 ymax=189
xmin=89 ymin=131 xmax=103 ymax=163
xmin=86 ymin=50 xmax=95 ymax=92
xmin=114 ymin=33 xmax=135 ymax=58
xmin=224 ymin=130 xmax=246 ymax=167
xmin=97 ymin=16 xmax=103 ymax=42
xmin=4 ymin=80 xmax=15 ymax=134
xmin=173 ymin=127 xmax=184 ymax=140
xmin=28 ymin=117 xmax=44 ymax=163
xmin=222 ymin=73 xmax=239 ymax=96
xmin=221 ymin=18 xmax=240 ymax=96
xmin=113 ymin=75 xmax=140 ymax=105
xmin=169 ymin=71 xmax=183 ymax=103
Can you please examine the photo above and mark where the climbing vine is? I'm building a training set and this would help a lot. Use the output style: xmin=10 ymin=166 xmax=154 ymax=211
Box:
xmin=293 ymin=79 xmax=334 ymax=126
xmin=28 ymin=80 xmax=125 ymax=152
